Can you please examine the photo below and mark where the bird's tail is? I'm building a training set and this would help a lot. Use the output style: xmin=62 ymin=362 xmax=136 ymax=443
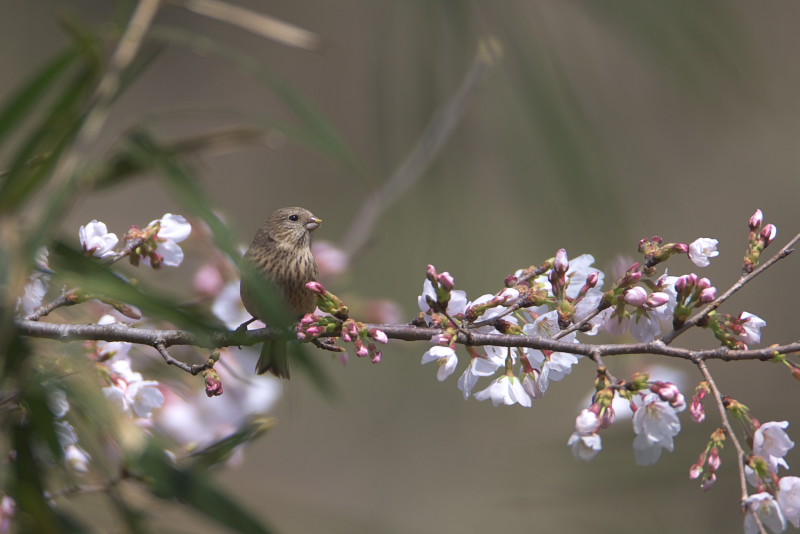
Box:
xmin=256 ymin=339 xmax=290 ymax=379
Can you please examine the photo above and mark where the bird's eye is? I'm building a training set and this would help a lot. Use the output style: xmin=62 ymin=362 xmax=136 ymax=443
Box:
xmin=289 ymin=214 xmax=299 ymax=222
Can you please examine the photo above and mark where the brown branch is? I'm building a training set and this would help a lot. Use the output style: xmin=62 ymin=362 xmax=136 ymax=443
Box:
xmin=154 ymin=342 xmax=213 ymax=375
xmin=14 ymin=317 xmax=800 ymax=363
xmin=25 ymin=289 xmax=78 ymax=321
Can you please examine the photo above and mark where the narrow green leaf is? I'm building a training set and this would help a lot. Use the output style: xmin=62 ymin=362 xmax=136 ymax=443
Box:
xmin=8 ymin=337 xmax=90 ymax=534
xmin=50 ymin=241 xmax=225 ymax=339
xmin=149 ymin=26 xmax=366 ymax=177
xmin=0 ymin=47 xmax=80 ymax=148
xmin=0 ymin=64 xmax=96 ymax=213
xmin=183 ymin=417 xmax=275 ymax=471
xmin=133 ymin=442 xmax=276 ymax=534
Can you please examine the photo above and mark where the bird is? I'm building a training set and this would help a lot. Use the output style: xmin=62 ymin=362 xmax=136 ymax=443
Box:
xmin=240 ymin=207 xmax=321 ymax=378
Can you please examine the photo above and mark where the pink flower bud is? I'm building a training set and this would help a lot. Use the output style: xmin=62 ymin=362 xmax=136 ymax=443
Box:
xmin=426 ymin=264 xmax=438 ymax=282
xmin=369 ymin=328 xmax=388 ymax=344
xmin=651 ymin=381 xmax=684 ymax=409
xmin=700 ymin=287 xmax=717 ymax=303
xmin=646 ymin=292 xmax=669 ymax=308
xmin=355 ymin=339 xmax=369 ymax=358
xmin=673 ymin=243 xmax=689 ymax=254
xmin=690 ymin=397 xmax=706 ymax=423
xmin=305 ymin=325 xmax=326 ymax=338
xmin=697 ymin=277 xmax=711 ymax=290
xmin=300 ymin=313 xmax=318 ymax=325
xmin=760 ymin=224 xmax=777 ymax=245
xmin=623 ymin=286 xmax=648 ymax=307
xmin=306 ymin=281 xmax=326 ymax=295
xmin=675 ymin=275 xmax=688 ymax=293
xmin=437 ymin=272 xmax=455 ymax=291
xmin=369 ymin=344 xmax=382 ymax=363
xmin=585 ymin=271 xmax=599 ymax=288
xmin=749 ymin=209 xmax=763 ymax=230
xmin=700 ymin=473 xmax=717 ymax=491
xmin=707 ymin=447 xmax=721 ymax=470
xmin=689 ymin=461 xmax=703 ymax=479
xmin=554 ymin=249 xmax=569 ymax=273
xmin=204 ymin=370 xmax=223 ymax=397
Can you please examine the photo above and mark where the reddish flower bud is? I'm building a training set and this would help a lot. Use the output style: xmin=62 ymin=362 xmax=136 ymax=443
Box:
xmin=203 ymin=369 xmax=223 ymax=397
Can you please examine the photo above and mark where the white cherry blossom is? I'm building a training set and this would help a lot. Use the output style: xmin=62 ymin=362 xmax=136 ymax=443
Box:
xmin=474 ymin=374 xmax=531 ymax=407
xmin=79 ymin=220 xmax=118 ymax=258
xmin=688 ymin=238 xmax=719 ymax=267
xmin=753 ymin=421 xmax=794 ymax=473
xmin=421 ymin=346 xmax=458 ymax=381
xmin=632 ymin=393 xmax=682 ymax=466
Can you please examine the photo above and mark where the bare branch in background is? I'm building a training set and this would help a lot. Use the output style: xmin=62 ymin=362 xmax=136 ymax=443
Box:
xmin=342 ymin=37 xmax=504 ymax=258
xmin=173 ymin=0 xmax=321 ymax=51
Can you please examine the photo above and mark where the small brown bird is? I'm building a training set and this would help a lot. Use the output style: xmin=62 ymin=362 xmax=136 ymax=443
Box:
xmin=240 ymin=207 xmax=321 ymax=378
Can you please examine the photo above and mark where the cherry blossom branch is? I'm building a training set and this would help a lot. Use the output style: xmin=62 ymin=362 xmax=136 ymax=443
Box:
xmin=661 ymin=231 xmax=799 ymax=345
xmin=695 ymin=359 xmax=750 ymax=507
xmin=14 ymin=317 xmax=800 ymax=364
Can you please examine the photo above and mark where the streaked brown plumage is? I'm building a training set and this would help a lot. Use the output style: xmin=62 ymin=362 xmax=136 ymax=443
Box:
xmin=240 ymin=207 xmax=321 ymax=378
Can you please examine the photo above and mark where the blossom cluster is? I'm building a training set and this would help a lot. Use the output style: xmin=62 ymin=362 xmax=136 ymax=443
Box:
xmin=415 ymin=231 xmax=770 ymax=468
xmin=15 ymin=213 xmax=281 ymax=486
xmin=738 ymin=421 xmax=800 ymax=534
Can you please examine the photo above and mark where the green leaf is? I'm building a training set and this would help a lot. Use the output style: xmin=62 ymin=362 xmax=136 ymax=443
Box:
xmin=7 ymin=337 xmax=91 ymax=534
xmin=183 ymin=417 xmax=276 ymax=471
xmin=0 ymin=47 xmax=80 ymax=149
xmin=0 ymin=65 xmax=96 ymax=213
xmin=117 ymin=130 xmax=241 ymax=262
xmin=149 ymin=26 xmax=366 ymax=177
xmin=133 ymin=442 xmax=277 ymax=534
xmin=49 ymin=241 xmax=225 ymax=339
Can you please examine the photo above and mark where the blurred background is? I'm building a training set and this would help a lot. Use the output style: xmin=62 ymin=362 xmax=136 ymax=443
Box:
xmin=3 ymin=1 xmax=800 ymax=532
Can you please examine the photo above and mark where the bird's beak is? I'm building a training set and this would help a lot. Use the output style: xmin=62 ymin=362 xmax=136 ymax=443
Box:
xmin=306 ymin=217 xmax=322 ymax=231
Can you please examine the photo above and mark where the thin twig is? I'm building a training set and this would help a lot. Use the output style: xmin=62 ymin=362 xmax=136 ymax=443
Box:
xmin=25 ymin=289 xmax=77 ymax=321
xmin=695 ymin=360 xmax=752 ymax=520
xmin=153 ymin=342 xmax=212 ymax=375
